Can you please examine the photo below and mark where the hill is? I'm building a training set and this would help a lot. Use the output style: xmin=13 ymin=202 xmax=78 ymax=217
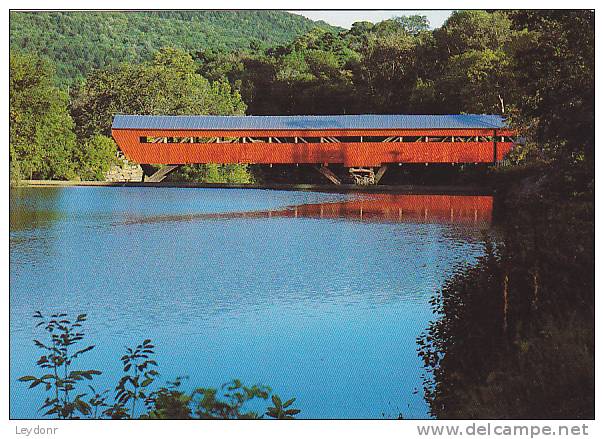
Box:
xmin=9 ymin=10 xmax=336 ymax=87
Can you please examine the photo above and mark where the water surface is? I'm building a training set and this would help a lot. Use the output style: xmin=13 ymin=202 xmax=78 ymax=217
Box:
xmin=10 ymin=187 xmax=492 ymax=419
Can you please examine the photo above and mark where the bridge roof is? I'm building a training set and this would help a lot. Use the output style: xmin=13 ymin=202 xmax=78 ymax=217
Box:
xmin=112 ymin=114 xmax=508 ymax=131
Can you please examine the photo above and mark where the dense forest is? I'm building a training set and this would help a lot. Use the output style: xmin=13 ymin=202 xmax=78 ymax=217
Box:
xmin=10 ymin=10 xmax=594 ymax=419
xmin=9 ymin=11 xmax=335 ymax=87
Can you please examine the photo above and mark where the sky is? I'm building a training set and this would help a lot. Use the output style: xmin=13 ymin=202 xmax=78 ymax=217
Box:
xmin=291 ymin=10 xmax=453 ymax=29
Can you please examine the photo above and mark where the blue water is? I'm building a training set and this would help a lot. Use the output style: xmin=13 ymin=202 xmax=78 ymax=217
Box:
xmin=10 ymin=187 xmax=491 ymax=419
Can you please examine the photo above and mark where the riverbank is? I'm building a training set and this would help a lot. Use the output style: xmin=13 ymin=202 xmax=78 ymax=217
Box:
xmin=418 ymin=162 xmax=595 ymax=419
xmin=12 ymin=180 xmax=494 ymax=196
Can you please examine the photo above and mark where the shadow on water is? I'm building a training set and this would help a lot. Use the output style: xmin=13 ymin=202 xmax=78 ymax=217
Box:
xmin=116 ymin=193 xmax=493 ymax=226
xmin=9 ymin=187 xmax=63 ymax=231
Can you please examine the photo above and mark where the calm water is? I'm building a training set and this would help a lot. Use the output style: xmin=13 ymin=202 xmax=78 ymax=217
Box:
xmin=10 ymin=187 xmax=492 ymax=419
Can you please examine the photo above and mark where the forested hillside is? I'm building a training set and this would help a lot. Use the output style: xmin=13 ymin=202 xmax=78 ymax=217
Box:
xmin=9 ymin=11 xmax=335 ymax=87
xmin=199 ymin=12 xmax=516 ymax=116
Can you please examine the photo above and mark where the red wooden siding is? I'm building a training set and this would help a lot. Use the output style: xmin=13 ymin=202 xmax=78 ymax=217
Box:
xmin=112 ymin=128 xmax=514 ymax=166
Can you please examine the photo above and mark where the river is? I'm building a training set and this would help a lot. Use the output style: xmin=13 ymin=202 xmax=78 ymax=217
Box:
xmin=10 ymin=186 xmax=493 ymax=419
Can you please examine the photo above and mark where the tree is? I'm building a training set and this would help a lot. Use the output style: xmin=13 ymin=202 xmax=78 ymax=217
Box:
xmin=10 ymin=11 xmax=337 ymax=87
xmin=422 ymin=11 xmax=516 ymax=114
xmin=74 ymin=135 xmax=117 ymax=181
xmin=71 ymin=47 xmax=246 ymax=138
xmin=508 ymin=11 xmax=594 ymax=168
xmin=435 ymin=48 xmax=513 ymax=114
xmin=393 ymin=15 xmax=430 ymax=36
xmin=10 ymin=51 xmax=78 ymax=180
xmin=357 ymin=30 xmax=418 ymax=112
xmin=434 ymin=11 xmax=513 ymax=57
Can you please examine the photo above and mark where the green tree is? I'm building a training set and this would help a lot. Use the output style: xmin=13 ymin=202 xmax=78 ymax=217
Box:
xmin=434 ymin=11 xmax=513 ymax=57
xmin=10 ymin=51 xmax=78 ymax=180
xmin=424 ymin=11 xmax=516 ymax=114
xmin=393 ymin=15 xmax=430 ymax=36
xmin=71 ymin=47 xmax=246 ymax=139
xmin=417 ymin=10 xmax=594 ymax=420
xmin=10 ymin=11 xmax=337 ymax=87
xmin=508 ymin=11 xmax=594 ymax=169
xmin=435 ymin=48 xmax=513 ymax=114
xmin=357 ymin=30 xmax=418 ymax=112
xmin=74 ymin=135 xmax=118 ymax=181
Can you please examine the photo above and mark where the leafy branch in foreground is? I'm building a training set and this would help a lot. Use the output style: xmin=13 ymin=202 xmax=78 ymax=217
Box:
xmin=18 ymin=312 xmax=101 ymax=419
xmin=266 ymin=395 xmax=301 ymax=419
xmin=19 ymin=312 xmax=300 ymax=419
xmin=115 ymin=339 xmax=158 ymax=418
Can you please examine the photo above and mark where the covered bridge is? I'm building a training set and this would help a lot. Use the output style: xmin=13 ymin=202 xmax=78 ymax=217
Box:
xmin=111 ymin=114 xmax=515 ymax=184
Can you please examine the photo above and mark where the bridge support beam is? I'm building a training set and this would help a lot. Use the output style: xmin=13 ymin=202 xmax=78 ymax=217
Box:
xmin=315 ymin=165 xmax=341 ymax=185
xmin=374 ymin=165 xmax=388 ymax=184
xmin=142 ymin=165 xmax=180 ymax=183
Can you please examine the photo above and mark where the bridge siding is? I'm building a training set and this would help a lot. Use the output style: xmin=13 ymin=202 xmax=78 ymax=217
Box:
xmin=112 ymin=128 xmax=514 ymax=166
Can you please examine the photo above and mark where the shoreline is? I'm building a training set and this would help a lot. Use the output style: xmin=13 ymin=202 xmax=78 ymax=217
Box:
xmin=12 ymin=180 xmax=494 ymax=196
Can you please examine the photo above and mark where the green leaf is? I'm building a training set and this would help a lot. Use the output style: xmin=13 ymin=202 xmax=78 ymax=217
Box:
xmin=283 ymin=398 xmax=296 ymax=408
xmin=75 ymin=398 xmax=91 ymax=415
xmin=18 ymin=375 xmax=37 ymax=381
xmin=44 ymin=406 xmax=59 ymax=416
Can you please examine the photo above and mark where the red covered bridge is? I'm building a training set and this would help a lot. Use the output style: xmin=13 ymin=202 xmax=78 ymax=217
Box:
xmin=111 ymin=114 xmax=515 ymax=184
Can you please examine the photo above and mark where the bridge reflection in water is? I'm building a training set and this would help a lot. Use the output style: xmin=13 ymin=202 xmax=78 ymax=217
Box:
xmin=121 ymin=193 xmax=493 ymax=226
xmin=273 ymin=194 xmax=492 ymax=224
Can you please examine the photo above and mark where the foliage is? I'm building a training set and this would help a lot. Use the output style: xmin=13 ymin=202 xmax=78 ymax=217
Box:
xmin=114 ymin=339 xmax=159 ymax=418
xmin=17 ymin=312 xmax=101 ymax=419
xmin=266 ymin=395 xmax=301 ymax=419
xmin=201 ymin=11 xmax=520 ymax=117
xmin=433 ymin=11 xmax=513 ymax=57
xmin=393 ymin=15 xmax=430 ymax=36
xmin=71 ymin=47 xmax=246 ymax=139
xmin=143 ymin=378 xmax=193 ymax=420
xmin=10 ymin=11 xmax=336 ymax=87
xmin=508 ymin=11 xmax=594 ymax=168
xmin=20 ymin=312 xmax=300 ymax=420
xmin=435 ymin=48 xmax=512 ymax=113
xmin=74 ymin=135 xmax=118 ymax=181
xmin=168 ymin=164 xmax=255 ymax=184
xmin=192 ymin=380 xmax=271 ymax=419
xmin=418 ymin=184 xmax=594 ymax=418
xmin=10 ymin=52 xmax=118 ymax=182
xmin=10 ymin=51 xmax=78 ymax=180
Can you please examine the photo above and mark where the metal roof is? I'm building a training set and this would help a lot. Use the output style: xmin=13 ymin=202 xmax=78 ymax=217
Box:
xmin=112 ymin=114 xmax=507 ymax=130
